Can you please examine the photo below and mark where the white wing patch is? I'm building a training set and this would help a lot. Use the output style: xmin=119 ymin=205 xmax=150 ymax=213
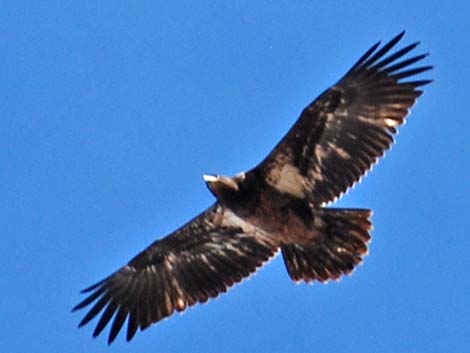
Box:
xmin=267 ymin=164 xmax=307 ymax=198
xmin=221 ymin=208 xmax=278 ymax=247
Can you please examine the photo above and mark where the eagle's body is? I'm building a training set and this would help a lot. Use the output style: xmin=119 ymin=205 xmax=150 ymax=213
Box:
xmin=205 ymin=171 xmax=319 ymax=245
xmin=74 ymin=32 xmax=432 ymax=344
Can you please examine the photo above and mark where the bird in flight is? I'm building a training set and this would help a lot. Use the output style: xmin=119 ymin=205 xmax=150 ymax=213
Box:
xmin=73 ymin=31 xmax=432 ymax=344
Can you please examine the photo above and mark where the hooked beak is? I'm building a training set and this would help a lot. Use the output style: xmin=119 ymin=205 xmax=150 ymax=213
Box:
xmin=202 ymin=174 xmax=219 ymax=183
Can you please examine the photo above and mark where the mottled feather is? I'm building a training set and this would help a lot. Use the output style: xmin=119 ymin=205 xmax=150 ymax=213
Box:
xmin=256 ymin=31 xmax=432 ymax=204
xmin=73 ymin=204 xmax=277 ymax=344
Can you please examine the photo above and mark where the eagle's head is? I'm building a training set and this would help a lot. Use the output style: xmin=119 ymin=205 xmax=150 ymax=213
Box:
xmin=203 ymin=173 xmax=246 ymax=202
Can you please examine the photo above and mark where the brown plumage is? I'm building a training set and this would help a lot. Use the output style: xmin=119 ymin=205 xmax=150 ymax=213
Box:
xmin=73 ymin=31 xmax=432 ymax=344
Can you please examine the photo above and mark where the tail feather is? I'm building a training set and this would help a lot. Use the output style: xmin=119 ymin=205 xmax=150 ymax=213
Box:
xmin=282 ymin=208 xmax=372 ymax=283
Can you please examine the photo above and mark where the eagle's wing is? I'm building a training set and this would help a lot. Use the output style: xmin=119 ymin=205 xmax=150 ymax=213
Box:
xmin=73 ymin=204 xmax=277 ymax=344
xmin=254 ymin=31 xmax=432 ymax=205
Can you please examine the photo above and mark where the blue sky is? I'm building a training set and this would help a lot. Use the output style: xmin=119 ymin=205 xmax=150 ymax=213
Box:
xmin=2 ymin=1 xmax=469 ymax=352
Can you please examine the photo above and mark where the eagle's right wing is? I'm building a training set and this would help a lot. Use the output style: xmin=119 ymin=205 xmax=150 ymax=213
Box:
xmin=254 ymin=31 xmax=432 ymax=205
xmin=73 ymin=204 xmax=277 ymax=344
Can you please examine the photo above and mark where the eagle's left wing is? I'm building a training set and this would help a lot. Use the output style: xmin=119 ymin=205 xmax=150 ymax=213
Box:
xmin=253 ymin=31 xmax=432 ymax=205
xmin=73 ymin=204 xmax=277 ymax=344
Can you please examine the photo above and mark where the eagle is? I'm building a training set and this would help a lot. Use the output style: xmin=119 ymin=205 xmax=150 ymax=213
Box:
xmin=73 ymin=31 xmax=432 ymax=344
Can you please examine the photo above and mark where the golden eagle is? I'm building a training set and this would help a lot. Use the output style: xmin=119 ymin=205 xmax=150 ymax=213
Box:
xmin=73 ymin=31 xmax=432 ymax=344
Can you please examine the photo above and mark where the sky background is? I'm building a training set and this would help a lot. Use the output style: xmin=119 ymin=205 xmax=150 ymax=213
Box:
xmin=2 ymin=1 xmax=469 ymax=352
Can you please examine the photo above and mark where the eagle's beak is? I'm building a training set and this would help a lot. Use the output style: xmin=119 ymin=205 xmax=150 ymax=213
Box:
xmin=203 ymin=174 xmax=219 ymax=183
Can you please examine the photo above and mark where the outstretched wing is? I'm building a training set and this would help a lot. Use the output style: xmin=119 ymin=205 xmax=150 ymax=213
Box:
xmin=73 ymin=204 xmax=277 ymax=344
xmin=254 ymin=31 xmax=432 ymax=205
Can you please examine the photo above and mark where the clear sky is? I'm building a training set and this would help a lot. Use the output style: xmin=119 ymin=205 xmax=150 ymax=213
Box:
xmin=2 ymin=1 xmax=469 ymax=352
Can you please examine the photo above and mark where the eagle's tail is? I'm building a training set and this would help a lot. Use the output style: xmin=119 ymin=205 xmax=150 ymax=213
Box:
xmin=281 ymin=208 xmax=372 ymax=283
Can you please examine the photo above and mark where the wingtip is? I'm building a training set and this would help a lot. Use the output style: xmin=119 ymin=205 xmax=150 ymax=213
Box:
xmin=72 ymin=299 xmax=88 ymax=312
xmin=126 ymin=332 xmax=136 ymax=342
xmin=80 ymin=281 xmax=103 ymax=293
xmin=405 ymin=78 xmax=433 ymax=88
xmin=77 ymin=317 xmax=88 ymax=328
xmin=108 ymin=330 xmax=119 ymax=345
xmin=421 ymin=78 xmax=434 ymax=86
xmin=408 ymin=41 xmax=421 ymax=51
xmin=386 ymin=30 xmax=406 ymax=46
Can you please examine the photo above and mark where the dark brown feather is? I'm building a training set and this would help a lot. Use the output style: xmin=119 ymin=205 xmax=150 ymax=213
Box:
xmin=73 ymin=204 xmax=277 ymax=344
xmin=282 ymin=209 xmax=372 ymax=283
xmin=255 ymin=32 xmax=432 ymax=205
